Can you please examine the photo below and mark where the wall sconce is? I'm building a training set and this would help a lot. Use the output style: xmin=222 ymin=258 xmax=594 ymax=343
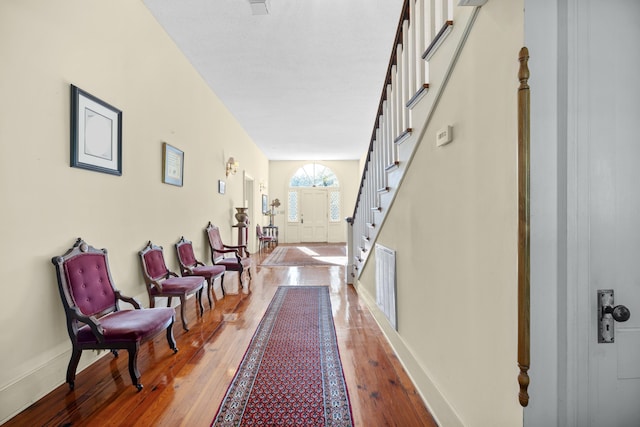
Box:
xmin=259 ymin=181 xmax=266 ymax=192
xmin=226 ymin=157 xmax=239 ymax=177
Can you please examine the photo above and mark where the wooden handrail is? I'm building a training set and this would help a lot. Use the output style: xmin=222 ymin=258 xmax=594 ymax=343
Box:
xmin=517 ymin=46 xmax=531 ymax=408
xmin=352 ymin=0 xmax=410 ymax=220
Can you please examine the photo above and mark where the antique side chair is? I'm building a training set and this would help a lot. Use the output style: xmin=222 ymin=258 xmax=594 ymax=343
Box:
xmin=138 ymin=241 xmax=205 ymax=331
xmin=51 ymin=238 xmax=178 ymax=391
xmin=175 ymin=236 xmax=226 ymax=305
xmin=205 ymin=222 xmax=252 ymax=291
xmin=256 ymin=224 xmax=276 ymax=254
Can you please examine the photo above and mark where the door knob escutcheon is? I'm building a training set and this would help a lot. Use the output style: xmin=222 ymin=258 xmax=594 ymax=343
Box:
xmin=598 ymin=289 xmax=631 ymax=343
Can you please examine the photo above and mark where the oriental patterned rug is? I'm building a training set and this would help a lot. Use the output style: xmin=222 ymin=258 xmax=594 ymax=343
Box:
xmin=211 ymin=286 xmax=353 ymax=427
xmin=260 ymin=244 xmax=347 ymax=267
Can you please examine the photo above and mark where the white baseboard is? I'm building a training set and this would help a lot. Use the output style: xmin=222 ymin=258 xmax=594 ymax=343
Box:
xmin=355 ymin=280 xmax=464 ymax=427
xmin=0 ymin=344 xmax=108 ymax=424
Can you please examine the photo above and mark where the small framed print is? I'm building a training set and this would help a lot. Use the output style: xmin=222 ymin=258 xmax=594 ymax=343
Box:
xmin=70 ymin=85 xmax=122 ymax=176
xmin=162 ymin=142 xmax=184 ymax=186
xmin=218 ymin=180 xmax=226 ymax=194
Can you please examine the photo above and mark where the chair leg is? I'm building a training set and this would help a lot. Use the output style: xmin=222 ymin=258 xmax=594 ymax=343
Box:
xmin=179 ymin=295 xmax=189 ymax=331
xmin=196 ymin=286 xmax=204 ymax=315
xmin=211 ymin=277 xmax=219 ymax=303
xmin=166 ymin=319 xmax=178 ymax=353
xmin=206 ymin=279 xmax=213 ymax=309
xmin=220 ymin=274 xmax=226 ymax=297
xmin=125 ymin=343 xmax=143 ymax=391
xmin=66 ymin=347 xmax=82 ymax=390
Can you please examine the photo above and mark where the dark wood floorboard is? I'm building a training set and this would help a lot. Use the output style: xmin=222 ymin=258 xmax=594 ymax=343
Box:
xmin=3 ymin=247 xmax=437 ymax=427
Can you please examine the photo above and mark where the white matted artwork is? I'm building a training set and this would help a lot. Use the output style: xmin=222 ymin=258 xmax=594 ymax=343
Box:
xmin=162 ymin=142 xmax=184 ymax=186
xmin=70 ymin=84 xmax=122 ymax=175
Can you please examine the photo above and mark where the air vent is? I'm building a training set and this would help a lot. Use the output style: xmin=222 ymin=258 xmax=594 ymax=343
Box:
xmin=375 ymin=244 xmax=397 ymax=330
xmin=458 ymin=0 xmax=488 ymax=6
xmin=248 ymin=0 xmax=270 ymax=15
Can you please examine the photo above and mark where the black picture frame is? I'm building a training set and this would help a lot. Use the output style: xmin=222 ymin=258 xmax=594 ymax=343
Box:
xmin=162 ymin=142 xmax=184 ymax=186
xmin=70 ymin=85 xmax=122 ymax=175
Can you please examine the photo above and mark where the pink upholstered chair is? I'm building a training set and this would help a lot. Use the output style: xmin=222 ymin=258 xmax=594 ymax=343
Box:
xmin=51 ymin=238 xmax=177 ymax=391
xmin=139 ymin=241 xmax=205 ymax=331
xmin=205 ymin=222 xmax=252 ymax=290
xmin=175 ymin=236 xmax=226 ymax=305
xmin=256 ymin=224 xmax=276 ymax=253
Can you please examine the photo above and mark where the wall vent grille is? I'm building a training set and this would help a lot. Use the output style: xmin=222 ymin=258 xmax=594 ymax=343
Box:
xmin=375 ymin=244 xmax=397 ymax=330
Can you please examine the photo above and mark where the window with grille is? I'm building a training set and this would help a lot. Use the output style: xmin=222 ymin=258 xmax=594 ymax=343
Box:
xmin=288 ymin=191 xmax=298 ymax=222
xmin=329 ymin=191 xmax=340 ymax=222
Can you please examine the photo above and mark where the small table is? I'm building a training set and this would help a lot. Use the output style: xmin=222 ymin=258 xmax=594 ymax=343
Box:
xmin=262 ymin=225 xmax=278 ymax=245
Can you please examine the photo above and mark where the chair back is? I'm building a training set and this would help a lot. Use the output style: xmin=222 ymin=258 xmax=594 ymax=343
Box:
xmin=256 ymin=224 xmax=263 ymax=238
xmin=139 ymin=241 xmax=170 ymax=283
xmin=175 ymin=236 xmax=197 ymax=273
xmin=52 ymin=239 xmax=118 ymax=325
xmin=205 ymin=222 xmax=225 ymax=261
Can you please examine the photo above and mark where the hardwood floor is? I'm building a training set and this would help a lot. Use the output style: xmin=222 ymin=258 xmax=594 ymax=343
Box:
xmin=4 ymin=247 xmax=436 ymax=427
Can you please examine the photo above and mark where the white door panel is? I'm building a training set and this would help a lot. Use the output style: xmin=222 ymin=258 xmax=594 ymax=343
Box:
xmin=582 ymin=0 xmax=640 ymax=425
xmin=300 ymin=189 xmax=327 ymax=242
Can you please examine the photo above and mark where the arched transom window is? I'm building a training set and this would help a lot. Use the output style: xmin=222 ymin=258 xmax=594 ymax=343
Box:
xmin=289 ymin=163 xmax=339 ymax=188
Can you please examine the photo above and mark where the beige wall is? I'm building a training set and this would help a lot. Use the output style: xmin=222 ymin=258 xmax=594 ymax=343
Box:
xmin=356 ymin=1 xmax=523 ymax=426
xmin=0 ymin=0 xmax=267 ymax=421
xmin=268 ymin=160 xmax=360 ymax=243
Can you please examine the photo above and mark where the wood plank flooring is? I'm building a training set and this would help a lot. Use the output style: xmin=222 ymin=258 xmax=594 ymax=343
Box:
xmin=4 ymin=247 xmax=437 ymax=426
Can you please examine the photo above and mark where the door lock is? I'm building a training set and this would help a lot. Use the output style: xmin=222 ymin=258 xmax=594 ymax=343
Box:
xmin=598 ymin=289 xmax=631 ymax=343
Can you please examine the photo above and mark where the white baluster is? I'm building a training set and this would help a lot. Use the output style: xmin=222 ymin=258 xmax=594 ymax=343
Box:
xmin=407 ymin=1 xmax=417 ymax=97
xmin=401 ymin=19 xmax=411 ymax=130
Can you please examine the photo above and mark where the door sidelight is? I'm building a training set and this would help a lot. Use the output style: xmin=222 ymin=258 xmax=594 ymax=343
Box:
xmin=598 ymin=289 xmax=631 ymax=343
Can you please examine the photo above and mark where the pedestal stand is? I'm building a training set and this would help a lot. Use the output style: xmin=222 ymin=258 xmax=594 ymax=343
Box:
xmin=234 ymin=207 xmax=249 ymax=256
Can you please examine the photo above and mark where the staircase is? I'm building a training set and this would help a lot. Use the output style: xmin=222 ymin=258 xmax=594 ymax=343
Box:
xmin=347 ymin=0 xmax=484 ymax=282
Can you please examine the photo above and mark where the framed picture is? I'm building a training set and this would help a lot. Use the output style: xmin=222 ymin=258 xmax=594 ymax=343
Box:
xmin=162 ymin=142 xmax=184 ymax=186
xmin=218 ymin=180 xmax=226 ymax=194
xmin=262 ymin=194 xmax=268 ymax=214
xmin=70 ymin=85 xmax=122 ymax=175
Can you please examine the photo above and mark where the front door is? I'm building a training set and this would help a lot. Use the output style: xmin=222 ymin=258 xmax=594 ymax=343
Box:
xmin=581 ymin=1 xmax=640 ymax=424
xmin=300 ymin=188 xmax=327 ymax=242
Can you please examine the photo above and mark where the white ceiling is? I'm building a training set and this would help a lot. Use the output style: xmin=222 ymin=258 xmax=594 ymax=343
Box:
xmin=143 ymin=0 xmax=404 ymax=160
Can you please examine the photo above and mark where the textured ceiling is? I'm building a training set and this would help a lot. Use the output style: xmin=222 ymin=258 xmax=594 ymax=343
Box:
xmin=143 ymin=0 xmax=404 ymax=160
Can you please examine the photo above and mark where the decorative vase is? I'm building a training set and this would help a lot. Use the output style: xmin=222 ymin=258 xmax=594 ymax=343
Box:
xmin=234 ymin=207 xmax=249 ymax=227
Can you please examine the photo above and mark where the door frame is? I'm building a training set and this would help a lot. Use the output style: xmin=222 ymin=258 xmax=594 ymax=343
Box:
xmin=526 ymin=0 xmax=584 ymax=425
xmin=526 ymin=0 xmax=631 ymax=425
xmin=243 ymin=172 xmax=255 ymax=251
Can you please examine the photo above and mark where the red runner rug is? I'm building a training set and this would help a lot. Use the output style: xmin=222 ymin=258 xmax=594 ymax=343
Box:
xmin=261 ymin=245 xmax=347 ymax=267
xmin=212 ymin=286 xmax=353 ymax=426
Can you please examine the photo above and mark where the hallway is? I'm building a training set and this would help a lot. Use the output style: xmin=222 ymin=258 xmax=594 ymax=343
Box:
xmin=4 ymin=249 xmax=435 ymax=426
